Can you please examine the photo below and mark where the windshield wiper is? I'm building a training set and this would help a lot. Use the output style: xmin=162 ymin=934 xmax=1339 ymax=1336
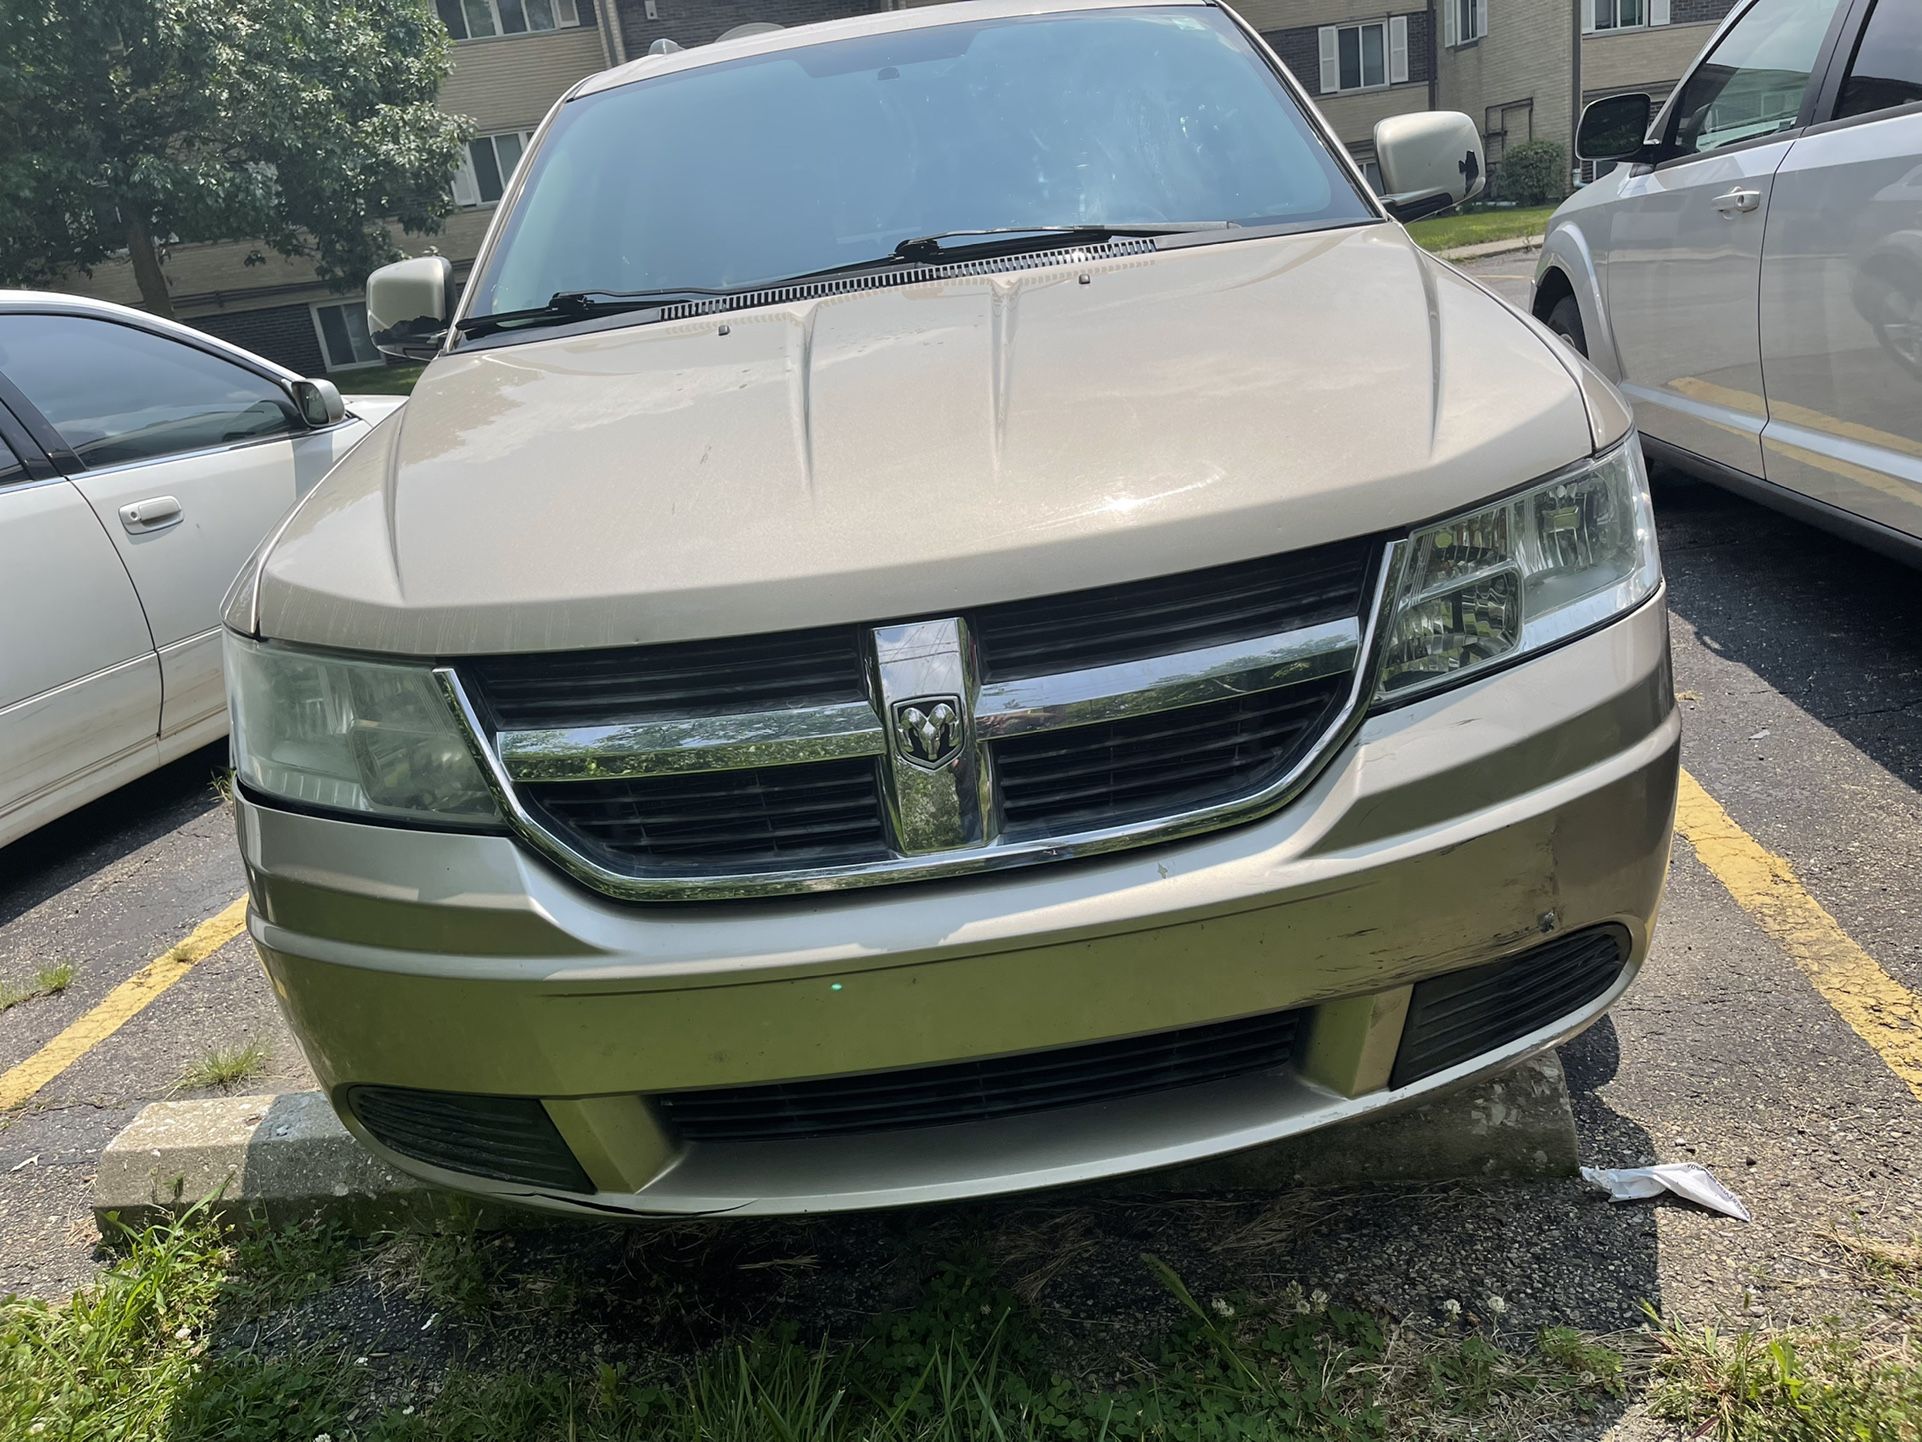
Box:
xmin=890 ymin=222 xmax=1235 ymax=262
xmin=456 ymin=287 xmax=737 ymax=339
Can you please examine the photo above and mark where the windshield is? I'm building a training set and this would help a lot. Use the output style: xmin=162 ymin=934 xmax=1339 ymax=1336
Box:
xmin=466 ymin=6 xmax=1371 ymax=318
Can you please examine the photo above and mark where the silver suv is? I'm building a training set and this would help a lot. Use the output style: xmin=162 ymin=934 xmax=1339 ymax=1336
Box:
xmin=224 ymin=0 xmax=1679 ymax=1215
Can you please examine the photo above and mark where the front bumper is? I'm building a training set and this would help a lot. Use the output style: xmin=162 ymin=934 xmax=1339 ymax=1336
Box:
xmin=242 ymin=590 xmax=1677 ymax=1215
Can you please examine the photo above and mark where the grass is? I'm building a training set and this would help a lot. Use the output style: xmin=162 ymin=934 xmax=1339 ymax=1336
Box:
xmin=175 ymin=1040 xmax=268 ymax=1092
xmin=333 ymin=362 xmax=426 ymax=396
xmin=6 ymin=1208 xmax=1916 ymax=1441
xmin=1405 ymin=203 xmax=1558 ymax=254
xmin=0 ymin=1210 xmax=1634 ymax=1442
xmin=0 ymin=963 xmax=75 ymax=1013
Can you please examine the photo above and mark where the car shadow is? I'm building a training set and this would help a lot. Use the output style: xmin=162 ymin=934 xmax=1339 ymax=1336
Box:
xmin=166 ymin=1055 xmax=1665 ymax=1436
xmin=0 ymin=742 xmax=228 ymax=930
xmin=1651 ymin=466 xmax=1922 ymax=790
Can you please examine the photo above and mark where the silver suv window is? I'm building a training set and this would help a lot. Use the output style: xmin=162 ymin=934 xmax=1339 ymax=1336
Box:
xmin=1668 ymin=0 xmax=1844 ymax=155
xmin=468 ymin=6 xmax=1370 ymax=318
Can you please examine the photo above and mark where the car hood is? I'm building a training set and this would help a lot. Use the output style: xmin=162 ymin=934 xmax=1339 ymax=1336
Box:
xmin=257 ymin=224 xmax=1595 ymax=655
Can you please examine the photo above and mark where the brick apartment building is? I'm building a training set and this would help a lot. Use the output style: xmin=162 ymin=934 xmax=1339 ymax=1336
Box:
xmin=54 ymin=0 xmax=1737 ymax=376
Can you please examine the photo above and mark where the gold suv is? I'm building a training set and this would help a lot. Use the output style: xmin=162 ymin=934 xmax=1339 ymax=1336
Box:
xmin=223 ymin=0 xmax=1678 ymax=1215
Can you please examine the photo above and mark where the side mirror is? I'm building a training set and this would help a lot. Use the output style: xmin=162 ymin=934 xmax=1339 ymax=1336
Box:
xmin=290 ymin=377 xmax=345 ymax=427
xmin=1374 ymin=111 xmax=1486 ymax=223
xmin=367 ymin=254 xmax=456 ymax=361
xmin=1577 ymin=93 xmax=1654 ymax=163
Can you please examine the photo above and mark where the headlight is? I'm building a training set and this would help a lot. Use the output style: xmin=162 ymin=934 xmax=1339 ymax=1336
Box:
xmin=1375 ymin=436 xmax=1659 ymax=701
xmin=225 ymin=634 xmax=500 ymax=826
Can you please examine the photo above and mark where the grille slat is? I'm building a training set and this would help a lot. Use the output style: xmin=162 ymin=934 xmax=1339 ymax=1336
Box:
xmin=995 ymin=680 xmax=1347 ymax=833
xmin=974 ymin=540 xmax=1373 ymax=679
xmin=525 ymin=759 xmax=888 ymax=871
xmin=659 ymin=1009 xmax=1303 ymax=1141
xmin=466 ymin=626 xmax=866 ymax=728
xmin=1390 ymin=928 xmax=1630 ymax=1089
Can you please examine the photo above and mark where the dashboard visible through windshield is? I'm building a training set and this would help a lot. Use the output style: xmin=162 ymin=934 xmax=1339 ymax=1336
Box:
xmin=464 ymin=5 xmax=1372 ymax=327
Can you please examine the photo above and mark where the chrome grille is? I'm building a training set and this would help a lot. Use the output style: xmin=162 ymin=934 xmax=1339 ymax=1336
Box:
xmin=447 ymin=540 xmax=1391 ymax=900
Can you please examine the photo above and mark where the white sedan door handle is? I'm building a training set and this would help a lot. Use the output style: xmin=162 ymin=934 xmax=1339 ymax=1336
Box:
xmin=1713 ymin=187 xmax=1762 ymax=215
xmin=118 ymin=496 xmax=184 ymax=533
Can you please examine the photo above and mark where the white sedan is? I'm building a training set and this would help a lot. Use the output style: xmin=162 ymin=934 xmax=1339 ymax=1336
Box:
xmin=0 ymin=292 xmax=404 ymax=847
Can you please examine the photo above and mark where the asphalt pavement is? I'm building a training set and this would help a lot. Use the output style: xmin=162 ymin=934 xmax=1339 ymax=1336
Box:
xmin=2 ymin=251 xmax=1918 ymax=1387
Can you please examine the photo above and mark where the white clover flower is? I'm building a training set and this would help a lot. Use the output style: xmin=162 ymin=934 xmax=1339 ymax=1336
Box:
xmin=1210 ymin=1296 xmax=1234 ymax=1319
xmin=1486 ymin=1295 xmax=1508 ymax=1317
xmin=1441 ymin=1298 xmax=1463 ymax=1320
xmin=1295 ymin=1296 xmax=1313 ymax=1314
xmin=1310 ymin=1289 xmax=1329 ymax=1313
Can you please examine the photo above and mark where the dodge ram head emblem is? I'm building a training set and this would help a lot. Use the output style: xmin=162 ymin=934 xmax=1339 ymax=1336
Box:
xmin=893 ymin=696 xmax=963 ymax=769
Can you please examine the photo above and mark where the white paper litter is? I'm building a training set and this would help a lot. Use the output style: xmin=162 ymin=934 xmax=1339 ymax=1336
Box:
xmin=1580 ymin=1163 xmax=1753 ymax=1221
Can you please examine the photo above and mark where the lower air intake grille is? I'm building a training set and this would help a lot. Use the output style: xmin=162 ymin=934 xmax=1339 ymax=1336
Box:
xmin=657 ymin=1009 xmax=1303 ymax=1142
xmin=993 ymin=679 xmax=1348 ymax=835
xmin=523 ymin=758 xmax=888 ymax=872
xmin=347 ymin=1086 xmax=591 ymax=1193
xmin=1391 ymin=926 xmax=1631 ymax=1089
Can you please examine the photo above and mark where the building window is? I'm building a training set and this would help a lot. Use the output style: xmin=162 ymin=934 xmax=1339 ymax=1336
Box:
xmin=434 ymin=0 xmax=579 ymax=42
xmin=451 ymin=131 xmax=535 ymax=208
xmin=312 ymin=300 xmax=383 ymax=372
xmin=1453 ymin=0 xmax=1485 ymax=44
xmin=1319 ymin=17 xmax=1409 ymax=93
xmin=1585 ymin=0 xmax=1669 ymax=33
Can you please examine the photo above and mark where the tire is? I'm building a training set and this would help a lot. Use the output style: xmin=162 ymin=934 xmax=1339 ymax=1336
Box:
xmin=1547 ymin=294 xmax=1588 ymax=357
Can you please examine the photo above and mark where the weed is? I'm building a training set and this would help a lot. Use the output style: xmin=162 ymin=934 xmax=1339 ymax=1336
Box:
xmin=226 ymin=1215 xmax=358 ymax=1311
xmin=209 ymin=767 xmax=236 ymax=804
xmin=0 ymin=963 xmax=75 ymax=1012
xmin=176 ymin=1040 xmax=268 ymax=1092
xmin=1649 ymin=1313 xmax=1922 ymax=1441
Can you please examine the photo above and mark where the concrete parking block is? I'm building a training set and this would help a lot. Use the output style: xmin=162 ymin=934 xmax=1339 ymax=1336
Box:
xmin=94 ymin=1091 xmax=449 ymax=1231
xmin=94 ymin=1054 xmax=1577 ymax=1232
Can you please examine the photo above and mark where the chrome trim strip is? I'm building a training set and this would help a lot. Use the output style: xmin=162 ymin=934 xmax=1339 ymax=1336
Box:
xmin=434 ymin=541 xmax=1404 ymax=901
xmin=974 ymin=617 xmax=1360 ymax=740
xmin=497 ymin=700 xmax=883 ymax=781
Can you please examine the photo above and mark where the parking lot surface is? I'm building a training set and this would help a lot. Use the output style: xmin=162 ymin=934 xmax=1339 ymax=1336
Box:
xmin=2 ymin=253 xmax=1918 ymax=1434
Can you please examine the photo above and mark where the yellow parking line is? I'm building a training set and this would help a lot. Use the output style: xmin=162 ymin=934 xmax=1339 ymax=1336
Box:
xmin=0 ymin=896 xmax=249 ymax=1111
xmin=1676 ymin=769 xmax=1922 ymax=1103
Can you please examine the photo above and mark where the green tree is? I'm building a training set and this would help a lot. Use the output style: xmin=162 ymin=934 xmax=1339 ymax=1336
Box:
xmin=0 ymin=0 xmax=470 ymax=317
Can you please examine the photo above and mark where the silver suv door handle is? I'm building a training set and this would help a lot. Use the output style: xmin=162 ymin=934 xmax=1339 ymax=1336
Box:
xmin=119 ymin=496 xmax=184 ymax=533
xmin=1713 ymin=187 xmax=1762 ymax=215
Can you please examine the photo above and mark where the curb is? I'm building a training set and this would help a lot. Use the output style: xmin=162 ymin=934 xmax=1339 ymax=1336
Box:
xmin=1434 ymin=233 xmax=1546 ymax=262
xmin=94 ymin=1056 xmax=1579 ymax=1232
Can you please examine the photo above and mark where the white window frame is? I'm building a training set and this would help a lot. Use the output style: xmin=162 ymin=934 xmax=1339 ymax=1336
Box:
xmin=309 ymin=299 xmax=384 ymax=372
xmin=1583 ymin=0 xmax=1670 ymax=33
xmin=1318 ymin=16 xmax=1410 ymax=94
xmin=451 ymin=129 xmax=537 ymax=209
xmin=1444 ymin=0 xmax=1488 ymax=46
xmin=443 ymin=0 xmax=579 ymax=42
